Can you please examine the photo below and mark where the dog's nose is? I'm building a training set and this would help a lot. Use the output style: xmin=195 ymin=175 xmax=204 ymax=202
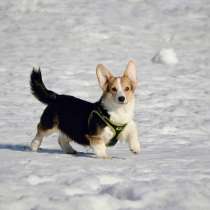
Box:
xmin=118 ymin=96 xmax=125 ymax=102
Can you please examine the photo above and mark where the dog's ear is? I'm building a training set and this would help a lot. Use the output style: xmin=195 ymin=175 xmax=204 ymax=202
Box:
xmin=123 ymin=60 xmax=137 ymax=88
xmin=96 ymin=64 xmax=113 ymax=91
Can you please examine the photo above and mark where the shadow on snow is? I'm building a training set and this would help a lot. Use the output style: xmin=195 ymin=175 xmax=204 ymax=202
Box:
xmin=0 ymin=144 xmax=125 ymax=159
xmin=0 ymin=143 xmax=96 ymax=158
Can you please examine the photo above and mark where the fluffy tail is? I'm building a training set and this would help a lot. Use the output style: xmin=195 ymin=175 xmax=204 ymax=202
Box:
xmin=30 ymin=68 xmax=57 ymax=104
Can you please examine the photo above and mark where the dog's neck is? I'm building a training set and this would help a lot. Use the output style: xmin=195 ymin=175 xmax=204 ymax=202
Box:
xmin=100 ymin=96 xmax=135 ymax=124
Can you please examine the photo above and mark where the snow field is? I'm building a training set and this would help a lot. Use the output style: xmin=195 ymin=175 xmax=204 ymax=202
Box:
xmin=0 ymin=0 xmax=210 ymax=209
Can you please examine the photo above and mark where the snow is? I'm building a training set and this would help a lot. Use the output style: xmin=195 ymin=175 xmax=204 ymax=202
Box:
xmin=27 ymin=175 xmax=56 ymax=186
xmin=152 ymin=48 xmax=178 ymax=65
xmin=0 ymin=0 xmax=210 ymax=210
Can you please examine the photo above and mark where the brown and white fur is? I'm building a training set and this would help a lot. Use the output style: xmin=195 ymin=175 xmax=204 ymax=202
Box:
xmin=30 ymin=60 xmax=140 ymax=158
xmin=94 ymin=61 xmax=140 ymax=156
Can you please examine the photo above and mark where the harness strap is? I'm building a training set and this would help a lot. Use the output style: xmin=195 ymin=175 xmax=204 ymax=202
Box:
xmin=88 ymin=109 xmax=127 ymax=147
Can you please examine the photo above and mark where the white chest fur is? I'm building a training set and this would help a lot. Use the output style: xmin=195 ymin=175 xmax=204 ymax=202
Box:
xmin=100 ymin=99 xmax=135 ymax=144
xmin=105 ymin=100 xmax=135 ymax=124
xmin=109 ymin=105 xmax=134 ymax=124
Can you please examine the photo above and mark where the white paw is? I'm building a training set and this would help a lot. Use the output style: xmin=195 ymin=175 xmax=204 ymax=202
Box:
xmin=130 ymin=143 xmax=141 ymax=154
xmin=31 ymin=140 xmax=40 ymax=152
xmin=65 ymin=148 xmax=78 ymax=155
xmin=96 ymin=154 xmax=112 ymax=159
xmin=59 ymin=143 xmax=77 ymax=154
xmin=102 ymin=155 xmax=112 ymax=160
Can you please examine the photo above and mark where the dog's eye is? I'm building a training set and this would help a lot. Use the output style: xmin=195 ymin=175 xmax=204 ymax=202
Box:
xmin=111 ymin=87 xmax=117 ymax=92
xmin=125 ymin=87 xmax=130 ymax=91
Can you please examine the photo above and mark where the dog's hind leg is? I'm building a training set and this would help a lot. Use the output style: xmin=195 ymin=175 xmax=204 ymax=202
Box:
xmin=58 ymin=132 xmax=77 ymax=154
xmin=31 ymin=123 xmax=57 ymax=151
xmin=31 ymin=105 xmax=58 ymax=151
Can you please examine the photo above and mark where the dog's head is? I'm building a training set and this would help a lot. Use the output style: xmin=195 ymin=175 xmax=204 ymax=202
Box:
xmin=96 ymin=60 xmax=137 ymax=105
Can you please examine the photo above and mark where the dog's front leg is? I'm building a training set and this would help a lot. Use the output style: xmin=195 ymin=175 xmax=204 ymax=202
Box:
xmin=126 ymin=121 xmax=140 ymax=154
xmin=86 ymin=135 xmax=110 ymax=159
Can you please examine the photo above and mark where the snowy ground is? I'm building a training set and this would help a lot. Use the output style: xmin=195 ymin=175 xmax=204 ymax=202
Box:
xmin=0 ymin=0 xmax=210 ymax=209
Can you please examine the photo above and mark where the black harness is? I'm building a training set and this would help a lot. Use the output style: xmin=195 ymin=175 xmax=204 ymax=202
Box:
xmin=88 ymin=107 xmax=127 ymax=146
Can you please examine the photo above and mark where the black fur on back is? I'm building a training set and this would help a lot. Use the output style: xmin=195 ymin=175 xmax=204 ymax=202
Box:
xmin=39 ymin=95 xmax=108 ymax=146
xmin=56 ymin=96 xmax=107 ymax=145
xmin=30 ymin=68 xmax=109 ymax=146
xmin=30 ymin=68 xmax=57 ymax=104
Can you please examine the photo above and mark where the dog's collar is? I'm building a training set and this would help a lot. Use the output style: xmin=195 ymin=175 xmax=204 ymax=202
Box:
xmin=88 ymin=106 xmax=127 ymax=147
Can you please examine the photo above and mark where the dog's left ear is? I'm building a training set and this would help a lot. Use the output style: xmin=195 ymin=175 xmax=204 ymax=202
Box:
xmin=123 ymin=60 xmax=137 ymax=88
xmin=96 ymin=64 xmax=113 ymax=91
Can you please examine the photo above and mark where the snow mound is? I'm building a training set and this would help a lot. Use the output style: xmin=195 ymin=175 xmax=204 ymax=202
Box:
xmin=152 ymin=48 xmax=179 ymax=65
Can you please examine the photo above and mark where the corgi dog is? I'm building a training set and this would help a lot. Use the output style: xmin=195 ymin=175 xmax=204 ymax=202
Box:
xmin=30 ymin=60 xmax=140 ymax=158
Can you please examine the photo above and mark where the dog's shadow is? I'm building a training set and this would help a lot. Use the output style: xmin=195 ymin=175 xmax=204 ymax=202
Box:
xmin=0 ymin=143 xmax=124 ymax=159
xmin=0 ymin=143 xmax=95 ymax=158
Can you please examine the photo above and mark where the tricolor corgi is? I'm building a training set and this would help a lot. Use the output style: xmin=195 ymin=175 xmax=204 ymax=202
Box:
xmin=30 ymin=60 xmax=140 ymax=158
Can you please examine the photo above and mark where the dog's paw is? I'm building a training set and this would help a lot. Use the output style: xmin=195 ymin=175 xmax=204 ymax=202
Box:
xmin=97 ymin=155 xmax=112 ymax=159
xmin=68 ymin=150 xmax=78 ymax=155
xmin=31 ymin=140 xmax=40 ymax=152
xmin=102 ymin=155 xmax=112 ymax=160
xmin=131 ymin=150 xmax=140 ymax=155
xmin=130 ymin=143 xmax=141 ymax=154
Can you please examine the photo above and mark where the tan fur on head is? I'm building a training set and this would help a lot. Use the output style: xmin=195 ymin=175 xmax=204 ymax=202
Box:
xmin=123 ymin=60 xmax=137 ymax=89
xmin=96 ymin=60 xmax=137 ymax=104
xmin=96 ymin=64 xmax=113 ymax=91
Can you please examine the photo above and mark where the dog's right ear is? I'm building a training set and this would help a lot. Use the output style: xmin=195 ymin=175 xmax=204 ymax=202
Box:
xmin=96 ymin=64 xmax=113 ymax=91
